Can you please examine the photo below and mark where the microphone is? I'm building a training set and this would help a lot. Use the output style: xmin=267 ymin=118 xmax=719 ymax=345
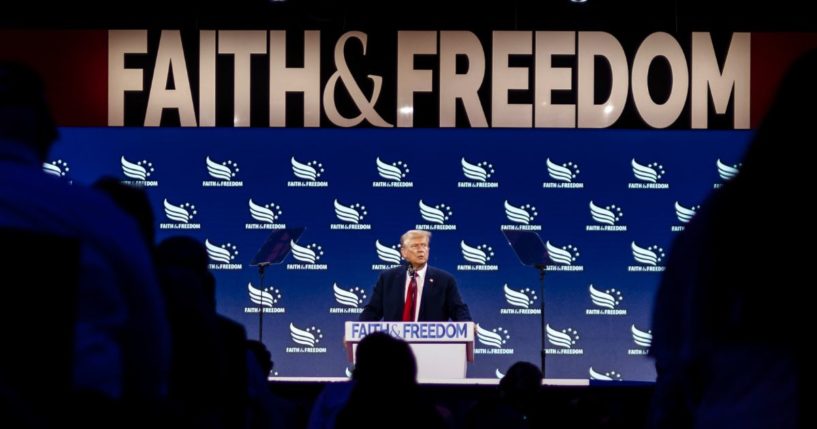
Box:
xmin=407 ymin=264 xmax=416 ymax=277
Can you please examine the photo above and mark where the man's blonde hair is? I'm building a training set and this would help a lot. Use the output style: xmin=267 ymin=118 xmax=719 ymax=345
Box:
xmin=400 ymin=230 xmax=431 ymax=246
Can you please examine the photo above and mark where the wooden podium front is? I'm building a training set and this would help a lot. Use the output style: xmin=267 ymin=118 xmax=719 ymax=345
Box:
xmin=344 ymin=321 xmax=475 ymax=379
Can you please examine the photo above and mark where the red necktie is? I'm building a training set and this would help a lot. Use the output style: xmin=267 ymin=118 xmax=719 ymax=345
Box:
xmin=402 ymin=271 xmax=418 ymax=322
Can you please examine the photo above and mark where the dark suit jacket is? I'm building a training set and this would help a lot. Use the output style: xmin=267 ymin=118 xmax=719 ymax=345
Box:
xmin=359 ymin=265 xmax=472 ymax=321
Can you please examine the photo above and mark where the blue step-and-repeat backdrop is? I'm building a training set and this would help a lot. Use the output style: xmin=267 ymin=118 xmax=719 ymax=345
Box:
xmin=48 ymin=127 xmax=751 ymax=381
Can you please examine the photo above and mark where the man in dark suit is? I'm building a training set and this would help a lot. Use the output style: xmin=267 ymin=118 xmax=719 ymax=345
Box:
xmin=360 ymin=230 xmax=471 ymax=321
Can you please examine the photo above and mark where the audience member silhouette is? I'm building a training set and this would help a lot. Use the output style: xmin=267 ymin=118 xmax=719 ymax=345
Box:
xmin=648 ymin=50 xmax=816 ymax=429
xmin=245 ymin=339 xmax=299 ymax=429
xmin=465 ymin=361 xmax=543 ymax=429
xmin=247 ymin=339 xmax=274 ymax=379
xmin=0 ymin=61 xmax=170 ymax=424
xmin=307 ymin=371 xmax=354 ymax=429
xmin=155 ymin=236 xmax=247 ymax=428
xmin=92 ymin=176 xmax=156 ymax=246
xmin=335 ymin=332 xmax=446 ymax=429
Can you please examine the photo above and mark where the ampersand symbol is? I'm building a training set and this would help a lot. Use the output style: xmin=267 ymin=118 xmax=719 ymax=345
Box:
xmin=323 ymin=31 xmax=392 ymax=127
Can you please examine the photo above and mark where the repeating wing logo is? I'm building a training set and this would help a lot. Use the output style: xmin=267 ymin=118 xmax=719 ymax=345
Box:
xmin=331 ymin=199 xmax=371 ymax=230
xmin=495 ymin=369 xmax=505 ymax=379
xmin=458 ymin=157 xmax=498 ymax=188
xmin=203 ymin=156 xmax=242 ymax=187
xmin=160 ymin=199 xmax=200 ymax=229
xmin=287 ymin=240 xmax=327 ymax=270
xmin=500 ymin=284 xmax=539 ymax=315
xmin=545 ymin=241 xmax=583 ymax=272
xmin=475 ymin=325 xmax=513 ymax=354
xmin=291 ymin=240 xmax=321 ymax=263
xmin=458 ymin=241 xmax=498 ymax=271
xmin=587 ymin=201 xmax=626 ymax=231
xmin=376 ymin=240 xmax=402 ymax=264
xmin=589 ymin=285 xmax=622 ymax=308
xmin=716 ymin=158 xmax=741 ymax=185
xmin=287 ymin=322 xmax=323 ymax=353
xmin=543 ymin=158 xmax=583 ymax=188
xmin=205 ymin=239 xmax=242 ymax=270
xmin=120 ymin=156 xmax=158 ymax=186
xmin=545 ymin=324 xmax=583 ymax=355
xmin=289 ymin=156 xmax=328 ymax=187
xmin=629 ymin=159 xmax=668 ymax=189
xmin=43 ymin=159 xmax=70 ymax=179
xmin=333 ymin=283 xmax=366 ymax=307
xmin=291 ymin=156 xmax=324 ymax=181
xmin=334 ymin=199 xmax=365 ymax=223
xmin=501 ymin=201 xmax=541 ymax=231
xmin=331 ymin=283 xmax=367 ymax=313
xmin=672 ymin=201 xmax=700 ymax=231
xmin=589 ymin=367 xmax=622 ymax=381
xmin=373 ymin=157 xmax=412 ymax=187
xmin=372 ymin=240 xmax=402 ymax=270
xmin=504 ymin=200 xmax=536 ymax=224
xmin=586 ymin=285 xmax=626 ymax=315
xmin=629 ymin=324 xmax=652 ymax=355
xmin=460 ymin=241 xmax=493 ymax=264
xmin=246 ymin=199 xmax=285 ymax=229
xmin=416 ymin=200 xmax=456 ymax=230
xmin=345 ymin=367 xmax=353 ymax=378
xmin=631 ymin=159 xmax=664 ymax=183
xmin=629 ymin=242 xmax=666 ymax=271
xmin=419 ymin=200 xmax=451 ymax=224
xmin=245 ymin=283 xmax=285 ymax=314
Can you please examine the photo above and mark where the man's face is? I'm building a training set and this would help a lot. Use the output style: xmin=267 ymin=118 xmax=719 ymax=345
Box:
xmin=401 ymin=234 xmax=429 ymax=268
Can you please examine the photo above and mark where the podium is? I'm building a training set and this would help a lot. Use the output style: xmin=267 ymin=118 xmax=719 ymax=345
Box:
xmin=344 ymin=321 xmax=475 ymax=379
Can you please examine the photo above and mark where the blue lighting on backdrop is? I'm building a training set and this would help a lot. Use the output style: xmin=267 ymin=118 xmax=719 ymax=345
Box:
xmin=48 ymin=127 xmax=751 ymax=381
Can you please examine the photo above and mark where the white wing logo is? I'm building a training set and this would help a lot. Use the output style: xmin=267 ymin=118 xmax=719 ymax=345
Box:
xmin=460 ymin=240 xmax=493 ymax=264
xmin=248 ymin=283 xmax=276 ymax=307
xmin=716 ymin=159 xmax=740 ymax=180
xmin=205 ymin=239 xmax=236 ymax=263
xmin=289 ymin=323 xmax=319 ymax=347
xmin=546 ymin=158 xmax=579 ymax=182
xmin=291 ymin=156 xmax=324 ymax=181
xmin=291 ymin=240 xmax=322 ymax=264
xmin=375 ymin=240 xmax=402 ymax=264
xmin=589 ymin=201 xmax=622 ymax=225
xmin=546 ymin=324 xmax=578 ymax=349
xmin=495 ymin=369 xmax=505 ymax=379
xmin=43 ymin=159 xmax=69 ymax=177
xmin=631 ymin=242 xmax=664 ymax=265
xmin=206 ymin=156 xmax=237 ymax=181
xmin=589 ymin=285 xmax=621 ymax=309
xmin=249 ymin=199 xmax=281 ymax=223
xmin=631 ymin=159 xmax=664 ymax=183
xmin=589 ymin=367 xmax=622 ymax=381
xmin=163 ymin=199 xmax=194 ymax=223
xmin=503 ymin=284 xmax=535 ymax=309
xmin=419 ymin=200 xmax=451 ymax=224
xmin=477 ymin=325 xmax=508 ymax=349
xmin=376 ymin=157 xmax=408 ymax=181
xmin=546 ymin=241 xmax=578 ymax=265
xmin=504 ymin=200 xmax=537 ymax=224
xmin=461 ymin=157 xmax=494 ymax=181
xmin=334 ymin=199 xmax=365 ymax=223
xmin=674 ymin=201 xmax=697 ymax=223
xmin=121 ymin=156 xmax=153 ymax=180
xmin=43 ymin=162 xmax=61 ymax=177
xmin=333 ymin=283 xmax=366 ymax=308
xmin=631 ymin=324 xmax=653 ymax=348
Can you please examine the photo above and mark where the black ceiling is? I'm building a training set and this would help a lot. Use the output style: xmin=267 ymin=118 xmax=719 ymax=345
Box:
xmin=3 ymin=0 xmax=815 ymax=31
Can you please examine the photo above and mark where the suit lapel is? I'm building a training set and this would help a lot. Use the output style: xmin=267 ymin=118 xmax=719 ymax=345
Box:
xmin=392 ymin=266 xmax=409 ymax=319
xmin=419 ymin=267 xmax=435 ymax=320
